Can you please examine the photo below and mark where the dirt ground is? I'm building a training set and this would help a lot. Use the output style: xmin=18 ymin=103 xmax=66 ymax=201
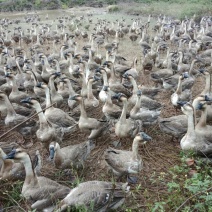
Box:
xmin=0 ymin=7 xmax=207 ymax=211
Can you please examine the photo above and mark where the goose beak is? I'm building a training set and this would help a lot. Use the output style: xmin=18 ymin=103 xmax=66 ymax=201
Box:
xmin=198 ymin=69 xmax=206 ymax=74
xmin=69 ymin=95 xmax=79 ymax=100
xmin=197 ymin=102 xmax=204 ymax=110
xmin=139 ymin=132 xmax=152 ymax=141
xmin=20 ymin=97 xmax=31 ymax=104
xmin=204 ymin=95 xmax=212 ymax=101
xmin=3 ymin=149 xmax=16 ymax=160
xmin=49 ymin=147 xmax=55 ymax=160
xmin=177 ymin=101 xmax=187 ymax=107
xmin=103 ymin=86 xmax=109 ymax=91
xmin=93 ymin=75 xmax=100 ymax=81
xmin=137 ymin=90 xmax=142 ymax=96
xmin=183 ymin=72 xmax=189 ymax=79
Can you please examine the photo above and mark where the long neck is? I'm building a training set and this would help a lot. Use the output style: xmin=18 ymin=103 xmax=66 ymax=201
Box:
xmin=132 ymin=138 xmax=139 ymax=160
xmin=3 ymin=95 xmax=16 ymax=116
xmin=66 ymin=80 xmax=76 ymax=96
xmin=44 ymin=87 xmax=52 ymax=108
xmin=22 ymin=155 xmax=38 ymax=186
xmin=202 ymin=74 xmax=211 ymax=94
xmin=10 ymin=77 xmax=19 ymax=93
xmin=102 ymin=71 xmax=109 ymax=86
xmin=131 ymin=95 xmax=141 ymax=114
xmin=87 ymin=80 xmax=95 ymax=99
xmin=105 ymin=92 xmax=113 ymax=106
xmin=175 ymin=77 xmax=182 ymax=94
xmin=43 ymin=56 xmax=51 ymax=70
xmin=49 ymin=76 xmax=57 ymax=98
xmin=186 ymin=112 xmax=196 ymax=136
xmin=79 ymin=99 xmax=87 ymax=118
xmin=196 ymin=107 xmax=207 ymax=128
xmin=33 ymin=102 xmax=49 ymax=124
xmin=130 ymin=78 xmax=138 ymax=94
xmin=120 ymin=99 xmax=128 ymax=122
xmin=188 ymin=60 xmax=196 ymax=75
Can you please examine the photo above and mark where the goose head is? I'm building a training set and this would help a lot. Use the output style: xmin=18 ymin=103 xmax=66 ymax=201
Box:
xmin=137 ymin=90 xmax=142 ymax=97
xmin=112 ymin=93 xmax=127 ymax=102
xmin=50 ymin=72 xmax=61 ymax=78
xmin=198 ymin=69 xmax=209 ymax=76
xmin=3 ymin=148 xmax=27 ymax=163
xmin=136 ymin=132 xmax=152 ymax=144
xmin=49 ymin=142 xmax=60 ymax=160
xmin=196 ymin=101 xmax=208 ymax=110
xmin=95 ymin=67 xmax=106 ymax=74
xmin=69 ymin=94 xmax=82 ymax=101
xmin=103 ymin=60 xmax=113 ymax=68
xmin=87 ymin=75 xmax=101 ymax=84
xmin=178 ymin=101 xmax=193 ymax=115
xmin=192 ymin=95 xmax=212 ymax=110
xmin=20 ymin=97 xmax=39 ymax=105
xmin=103 ymin=85 xmax=109 ymax=91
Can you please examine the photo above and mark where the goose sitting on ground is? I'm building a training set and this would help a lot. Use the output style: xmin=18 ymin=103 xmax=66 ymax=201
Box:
xmin=171 ymin=72 xmax=191 ymax=110
xmin=49 ymin=140 xmax=95 ymax=169
xmin=104 ymin=132 xmax=152 ymax=183
xmin=55 ymin=181 xmax=130 ymax=212
xmin=0 ymin=147 xmax=24 ymax=180
xmin=179 ymin=101 xmax=212 ymax=157
xmin=4 ymin=148 xmax=71 ymax=211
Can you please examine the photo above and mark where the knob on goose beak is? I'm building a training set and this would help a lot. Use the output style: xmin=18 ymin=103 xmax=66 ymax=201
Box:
xmin=69 ymin=94 xmax=80 ymax=101
xmin=112 ymin=93 xmax=126 ymax=101
xmin=137 ymin=90 xmax=142 ymax=96
xmin=138 ymin=132 xmax=152 ymax=141
xmin=3 ymin=149 xmax=16 ymax=160
xmin=177 ymin=101 xmax=187 ymax=107
xmin=20 ymin=97 xmax=32 ymax=104
xmin=103 ymin=85 xmax=109 ymax=91
xmin=204 ymin=95 xmax=212 ymax=101
xmin=183 ymin=72 xmax=189 ymax=78
xmin=49 ymin=146 xmax=55 ymax=160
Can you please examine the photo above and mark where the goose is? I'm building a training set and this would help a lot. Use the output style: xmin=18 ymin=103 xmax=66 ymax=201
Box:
xmin=0 ymin=91 xmax=36 ymax=140
xmin=5 ymin=72 xmax=29 ymax=104
xmin=0 ymin=147 xmax=24 ymax=180
xmin=0 ymin=90 xmax=32 ymax=117
xmin=158 ymin=114 xmax=188 ymax=140
xmin=104 ymin=132 xmax=152 ymax=182
xmin=48 ymin=72 xmax=64 ymax=107
xmin=113 ymin=93 xmax=142 ymax=140
xmin=49 ymin=140 xmax=95 ymax=169
xmin=70 ymin=94 xmax=109 ymax=140
xmin=40 ymin=83 xmax=76 ymax=131
xmin=20 ymin=97 xmax=62 ymax=149
xmin=171 ymin=72 xmax=191 ymax=109
xmin=103 ymin=61 xmax=131 ymax=97
xmin=130 ymin=90 xmax=161 ymax=126
xmin=179 ymin=101 xmax=212 ymax=156
xmin=122 ymin=73 xmax=162 ymax=111
xmin=150 ymin=52 xmax=174 ymax=86
xmin=84 ymin=75 xmax=100 ymax=108
xmin=102 ymin=86 xmax=123 ymax=120
xmin=55 ymin=181 xmax=130 ymax=212
xmin=4 ymin=148 xmax=71 ymax=211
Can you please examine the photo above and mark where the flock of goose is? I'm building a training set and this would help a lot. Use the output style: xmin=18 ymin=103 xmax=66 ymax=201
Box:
xmin=0 ymin=9 xmax=212 ymax=211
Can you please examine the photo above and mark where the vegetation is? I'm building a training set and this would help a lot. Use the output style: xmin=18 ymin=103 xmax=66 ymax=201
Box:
xmin=0 ymin=0 xmax=211 ymax=20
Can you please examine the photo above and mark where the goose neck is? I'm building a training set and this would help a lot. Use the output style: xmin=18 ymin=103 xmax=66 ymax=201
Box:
xmin=22 ymin=154 xmax=38 ymax=186
xmin=186 ymin=112 xmax=196 ymax=136
xmin=132 ymin=137 xmax=140 ymax=160
xmin=120 ymin=99 xmax=128 ymax=122
xmin=196 ymin=107 xmax=207 ymax=128
xmin=102 ymin=71 xmax=109 ymax=86
xmin=44 ymin=86 xmax=52 ymax=108
xmin=33 ymin=101 xmax=48 ymax=124
xmin=175 ymin=77 xmax=182 ymax=94
xmin=87 ymin=80 xmax=95 ymax=99
xmin=79 ymin=98 xmax=87 ymax=118
xmin=3 ymin=95 xmax=16 ymax=116
xmin=130 ymin=77 xmax=138 ymax=94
